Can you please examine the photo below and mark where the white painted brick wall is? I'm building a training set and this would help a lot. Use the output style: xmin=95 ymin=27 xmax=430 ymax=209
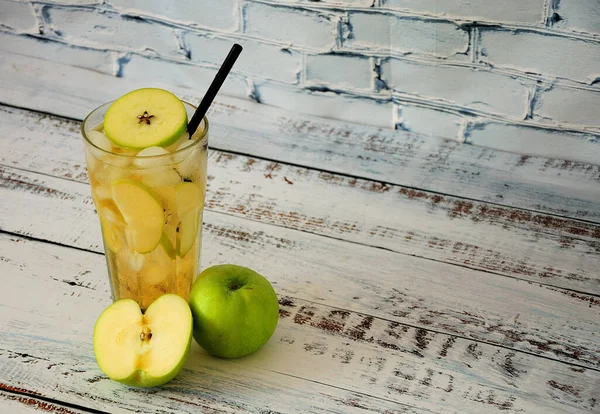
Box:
xmin=185 ymin=34 xmax=302 ymax=84
xmin=466 ymin=123 xmax=600 ymax=165
xmin=552 ymin=0 xmax=600 ymax=35
xmin=107 ymin=0 xmax=239 ymax=32
xmin=397 ymin=104 xmax=462 ymax=140
xmin=275 ymin=0 xmax=374 ymax=6
xmin=535 ymin=87 xmax=600 ymax=128
xmin=1 ymin=0 xmax=599 ymax=161
xmin=384 ymin=59 xmax=530 ymax=118
xmin=305 ymin=54 xmax=373 ymax=90
xmin=41 ymin=6 xmax=182 ymax=56
xmin=0 ymin=31 xmax=116 ymax=75
xmin=243 ymin=2 xmax=339 ymax=51
xmin=346 ymin=12 xmax=469 ymax=58
xmin=479 ymin=30 xmax=600 ymax=84
xmin=119 ymin=55 xmax=249 ymax=100
xmin=0 ymin=0 xmax=38 ymax=33
xmin=381 ymin=0 xmax=545 ymax=25
xmin=257 ymin=83 xmax=395 ymax=128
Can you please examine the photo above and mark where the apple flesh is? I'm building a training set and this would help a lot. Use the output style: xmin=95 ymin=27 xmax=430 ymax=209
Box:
xmin=189 ymin=264 xmax=279 ymax=358
xmin=111 ymin=179 xmax=165 ymax=254
xmin=93 ymin=294 xmax=193 ymax=387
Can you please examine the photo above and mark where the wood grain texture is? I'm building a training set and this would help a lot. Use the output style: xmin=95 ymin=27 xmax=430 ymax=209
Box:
xmin=1 ymin=104 xmax=599 ymax=296
xmin=0 ymin=390 xmax=90 ymax=414
xmin=1 ymin=50 xmax=599 ymax=224
xmin=1 ymin=165 xmax=599 ymax=372
xmin=1 ymin=233 xmax=599 ymax=413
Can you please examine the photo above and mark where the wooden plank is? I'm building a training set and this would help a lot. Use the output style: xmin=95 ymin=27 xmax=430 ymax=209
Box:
xmin=1 ymin=104 xmax=599 ymax=295
xmin=1 ymin=234 xmax=599 ymax=413
xmin=1 ymin=166 xmax=599 ymax=371
xmin=0 ymin=390 xmax=91 ymax=414
xmin=1 ymin=50 xmax=599 ymax=224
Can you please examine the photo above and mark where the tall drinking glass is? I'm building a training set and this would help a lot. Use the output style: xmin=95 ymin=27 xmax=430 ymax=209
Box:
xmin=81 ymin=101 xmax=208 ymax=310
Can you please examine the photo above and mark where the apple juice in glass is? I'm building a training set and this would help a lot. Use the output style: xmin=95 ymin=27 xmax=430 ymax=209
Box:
xmin=81 ymin=88 xmax=208 ymax=310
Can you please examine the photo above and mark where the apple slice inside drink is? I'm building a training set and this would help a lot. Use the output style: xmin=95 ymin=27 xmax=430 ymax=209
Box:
xmin=175 ymin=182 xmax=204 ymax=256
xmin=98 ymin=205 xmax=126 ymax=253
xmin=177 ymin=210 xmax=200 ymax=256
xmin=111 ymin=179 xmax=164 ymax=254
xmin=93 ymin=294 xmax=193 ymax=387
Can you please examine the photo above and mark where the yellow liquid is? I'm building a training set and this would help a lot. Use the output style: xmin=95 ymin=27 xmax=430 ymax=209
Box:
xmin=86 ymin=127 xmax=207 ymax=310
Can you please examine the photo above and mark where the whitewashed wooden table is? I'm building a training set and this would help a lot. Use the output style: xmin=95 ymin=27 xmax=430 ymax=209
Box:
xmin=1 ymin=50 xmax=599 ymax=413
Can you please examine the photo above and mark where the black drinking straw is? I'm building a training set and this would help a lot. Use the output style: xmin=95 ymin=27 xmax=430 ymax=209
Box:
xmin=187 ymin=43 xmax=243 ymax=136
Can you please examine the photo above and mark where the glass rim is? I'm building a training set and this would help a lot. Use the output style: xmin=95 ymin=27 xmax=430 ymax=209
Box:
xmin=81 ymin=99 xmax=209 ymax=159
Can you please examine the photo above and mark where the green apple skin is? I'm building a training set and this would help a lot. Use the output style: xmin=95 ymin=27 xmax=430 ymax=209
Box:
xmin=189 ymin=264 xmax=279 ymax=358
xmin=93 ymin=295 xmax=193 ymax=388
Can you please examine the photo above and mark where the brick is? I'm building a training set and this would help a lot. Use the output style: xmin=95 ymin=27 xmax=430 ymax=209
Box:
xmin=384 ymin=59 xmax=528 ymax=118
xmin=397 ymin=104 xmax=462 ymax=140
xmin=185 ymin=34 xmax=301 ymax=84
xmin=0 ymin=0 xmax=38 ymax=33
xmin=41 ymin=0 xmax=101 ymax=4
xmin=381 ymin=0 xmax=544 ymax=25
xmin=274 ymin=0 xmax=373 ymax=5
xmin=0 ymin=32 xmax=115 ymax=75
xmin=480 ymin=30 xmax=600 ymax=84
xmin=306 ymin=54 xmax=373 ymax=90
xmin=552 ymin=0 xmax=600 ymax=35
xmin=43 ymin=6 xmax=181 ymax=56
xmin=120 ymin=55 xmax=249 ymax=100
xmin=244 ymin=2 xmax=339 ymax=51
xmin=257 ymin=82 xmax=394 ymax=128
xmin=535 ymin=87 xmax=600 ymax=127
xmin=347 ymin=12 xmax=469 ymax=58
xmin=466 ymin=123 xmax=600 ymax=165
xmin=108 ymin=0 xmax=239 ymax=32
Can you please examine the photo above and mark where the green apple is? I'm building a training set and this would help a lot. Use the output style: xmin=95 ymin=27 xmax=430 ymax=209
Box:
xmin=189 ymin=264 xmax=279 ymax=358
xmin=104 ymin=88 xmax=188 ymax=149
xmin=93 ymin=294 xmax=193 ymax=388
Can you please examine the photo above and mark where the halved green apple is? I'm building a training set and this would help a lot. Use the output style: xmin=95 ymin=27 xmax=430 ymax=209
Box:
xmin=104 ymin=88 xmax=188 ymax=149
xmin=111 ymin=179 xmax=164 ymax=254
xmin=93 ymin=294 xmax=193 ymax=388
